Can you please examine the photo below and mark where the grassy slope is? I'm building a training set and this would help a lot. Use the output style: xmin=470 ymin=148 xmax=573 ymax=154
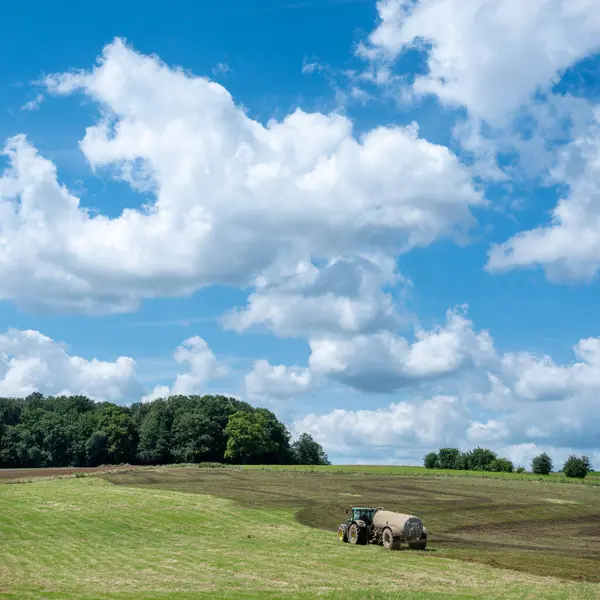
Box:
xmin=0 ymin=476 xmax=597 ymax=600
xmin=105 ymin=467 xmax=600 ymax=583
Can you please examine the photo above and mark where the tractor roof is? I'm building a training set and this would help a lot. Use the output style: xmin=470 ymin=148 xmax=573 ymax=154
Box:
xmin=352 ymin=507 xmax=375 ymax=510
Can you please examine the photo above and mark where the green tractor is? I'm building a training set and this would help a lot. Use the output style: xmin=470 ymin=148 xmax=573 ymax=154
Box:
xmin=338 ymin=507 xmax=377 ymax=545
xmin=338 ymin=506 xmax=428 ymax=550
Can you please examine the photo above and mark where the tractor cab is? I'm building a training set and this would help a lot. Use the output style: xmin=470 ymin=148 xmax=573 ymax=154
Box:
xmin=347 ymin=507 xmax=376 ymax=525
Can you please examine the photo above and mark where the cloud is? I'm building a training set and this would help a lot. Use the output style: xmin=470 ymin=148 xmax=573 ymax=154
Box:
xmin=0 ymin=329 xmax=141 ymax=402
xmin=245 ymin=359 xmax=312 ymax=400
xmin=359 ymin=0 xmax=600 ymax=123
xmin=20 ymin=94 xmax=45 ymax=111
xmin=0 ymin=38 xmax=482 ymax=315
xmin=212 ymin=62 xmax=231 ymax=76
xmin=293 ymin=395 xmax=466 ymax=457
xmin=502 ymin=337 xmax=600 ymax=401
xmin=222 ymin=255 xmax=406 ymax=338
xmin=142 ymin=336 xmax=227 ymax=401
xmin=285 ymin=306 xmax=600 ymax=461
xmin=308 ymin=306 xmax=495 ymax=392
xmin=487 ymin=111 xmax=600 ymax=280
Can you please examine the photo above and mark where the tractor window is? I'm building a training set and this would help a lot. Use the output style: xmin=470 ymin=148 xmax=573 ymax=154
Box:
xmin=353 ymin=509 xmax=375 ymax=523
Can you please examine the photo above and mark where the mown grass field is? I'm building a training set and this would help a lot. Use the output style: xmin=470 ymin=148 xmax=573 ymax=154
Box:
xmin=1 ymin=466 xmax=599 ymax=599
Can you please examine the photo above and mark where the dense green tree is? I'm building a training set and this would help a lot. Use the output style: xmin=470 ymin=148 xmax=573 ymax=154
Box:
xmin=532 ymin=452 xmax=553 ymax=475
xmin=423 ymin=452 xmax=438 ymax=469
xmin=253 ymin=408 xmax=292 ymax=463
xmin=96 ymin=404 xmax=138 ymax=464
xmin=85 ymin=431 xmax=109 ymax=466
xmin=563 ymin=455 xmax=592 ymax=479
xmin=0 ymin=392 xmax=295 ymax=468
xmin=467 ymin=447 xmax=497 ymax=471
xmin=454 ymin=452 xmax=470 ymax=470
xmin=437 ymin=448 xmax=461 ymax=469
xmin=291 ymin=433 xmax=330 ymax=465
xmin=170 ymin=410 xmax=215 ymax=463
xmin=137 ymin=400 xmax=173 ymax=464
xmin=488 ymin=458 xmax=514 ymax=473
xmin=224 ymin=411 xmax=280 ymax=464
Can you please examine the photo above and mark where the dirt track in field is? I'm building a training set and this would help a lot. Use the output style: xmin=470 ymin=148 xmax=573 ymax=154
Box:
xmin=0 ymin=466 xmax=133 ymax=480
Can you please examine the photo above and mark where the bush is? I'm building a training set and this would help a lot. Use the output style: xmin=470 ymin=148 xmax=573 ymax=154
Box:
xmin=516 ymin=466 xmax=525 ymax=473
xmin=563 ymin=455 xmax=592 ymax=479
xmin=488 ymin=458 xmax=514 ymax=473
xmin=531 ymin=452 xmax=553 ymax=475
xmin=437 ymin=448 xmax=461 ymax=469
xmin=424 ymin=452 xmax=439 ymax=469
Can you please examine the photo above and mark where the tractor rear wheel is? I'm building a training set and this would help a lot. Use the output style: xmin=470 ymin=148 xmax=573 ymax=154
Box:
xmin=338 ymin=524 xmax=349 ymax=543
xmin=349 ymin=523 xmax=366 ymax=545
xmin=382 ymin=528 xmax=401 ymax=550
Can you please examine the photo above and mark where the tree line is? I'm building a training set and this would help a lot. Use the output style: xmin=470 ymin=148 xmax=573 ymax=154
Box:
xmin=0 ymin=393 xmax=330 ymax=468
xmin=424 ymin=447 xmax=594 ymax=478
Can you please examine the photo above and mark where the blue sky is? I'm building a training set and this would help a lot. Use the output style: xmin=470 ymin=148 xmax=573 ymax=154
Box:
xmin=1 ymin=0 xmax=600 ymax=465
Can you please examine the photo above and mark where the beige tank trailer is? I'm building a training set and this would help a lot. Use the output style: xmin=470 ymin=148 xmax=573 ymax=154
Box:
xmin=337 ymin=506 xmax=428 ymax=550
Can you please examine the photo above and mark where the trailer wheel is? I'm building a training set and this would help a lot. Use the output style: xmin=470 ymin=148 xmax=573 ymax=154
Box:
xmin=408 ymin=541 xmax=427 ymax=550
xmin=338 ymin=524 xmax=349 ymax=543
xmin=382 ymin=528 xmax=401 ymax=550
xmin=349 ymin=523 xmax=367 ymax=545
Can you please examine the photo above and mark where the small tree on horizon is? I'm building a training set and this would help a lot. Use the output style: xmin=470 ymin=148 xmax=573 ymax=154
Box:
xmin=291 ymin=433 xmax=330 ymax=465
xmin=488 ymin=457 xmax=514 ymax=473
xmin=424 ymin=452 xmax=438 ymax=469
xmin=532 ymin=452 xmax=553 ymax=475
xmin=563 ymin=455 xmax=592 ymax=479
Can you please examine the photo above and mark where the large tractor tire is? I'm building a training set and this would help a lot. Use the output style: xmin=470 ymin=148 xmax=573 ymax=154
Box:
xmin=338 ymin=524 xmax=349 ymax=543
xmin=382 ymin=528 xmax=401 ymax=550
xmin=349 ymin=522 xmax=367 ymax=545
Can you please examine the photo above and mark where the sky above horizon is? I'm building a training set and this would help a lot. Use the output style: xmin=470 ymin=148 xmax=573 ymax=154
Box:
xmin=1 ymin=0 xmax=600 ymax=466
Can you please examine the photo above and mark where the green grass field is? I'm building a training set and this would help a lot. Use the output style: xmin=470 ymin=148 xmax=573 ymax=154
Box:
xmin=1 ymin=466 xmax=600 ymax=599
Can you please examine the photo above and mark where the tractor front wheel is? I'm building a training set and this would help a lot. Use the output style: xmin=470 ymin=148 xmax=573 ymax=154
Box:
xmin=338 ymin=524 xmax=349 ymax=543
xmin=349 ymin=523 xmax=367 ymax=545
xmin=382 ymin=528 xmax=401 ymax=550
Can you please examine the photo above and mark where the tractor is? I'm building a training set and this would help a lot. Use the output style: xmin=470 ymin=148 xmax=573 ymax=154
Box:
xmin=337 ymin=506 xmax=428 ymax=550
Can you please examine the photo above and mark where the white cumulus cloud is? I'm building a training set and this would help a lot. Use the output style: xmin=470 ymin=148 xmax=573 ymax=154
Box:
xmin=359 ymin=0 xmax=600 ymax=123
xmin=308 ymin=306 xmax=495 ymax=392
xmin=285 ymin=307 xmax=600 ymax=461
xmin=0 ymin=329 xmax=141 ymax=402
xmin=245 ymin=359 xmax=312 ymax=401
xmin=142 ymin=336 xmax=227 ymax=402
xmin=488 ymin=111 xmax=600 ymax=280
xmin=222 ymin=255 xmax=405 ymax=338
xmin=293 ymin=395 xmax=466 ymax=458
xmin=0 ymin=38 xmax=483 ymax=316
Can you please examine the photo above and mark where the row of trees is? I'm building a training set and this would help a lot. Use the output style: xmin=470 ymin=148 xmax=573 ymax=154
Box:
xmin=424 ymin=447 xmax=516 ymax=473
xmin=0 ymin=393 xmax=330 ymax=468
xmin=424 ymin=447 xmax=594 ymax=478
